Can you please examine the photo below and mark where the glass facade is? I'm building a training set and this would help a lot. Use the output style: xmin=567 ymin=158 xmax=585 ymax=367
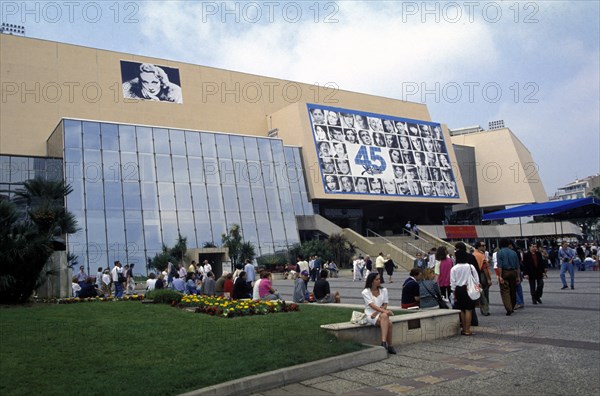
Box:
xmin=0 ymin=155 xmax=63 ymax=200
xmin=49 ymin=119 xmax=311 ymax=271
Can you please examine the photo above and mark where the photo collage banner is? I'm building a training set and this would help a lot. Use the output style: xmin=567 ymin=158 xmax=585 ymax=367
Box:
xmin=307 ymin=104 xmax=459 ymax=198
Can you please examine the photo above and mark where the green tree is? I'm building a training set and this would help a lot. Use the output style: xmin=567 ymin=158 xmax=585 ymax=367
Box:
xmin=222 ymin=224 xmax=243 ymax=267
xmin=239 ymin=241 xmax=256 ymax=263
xmin=327 ymin=233 xmax=356 ymax=268
xmin=0 ymin=177 xmax=78 ymax=304
xmin=148 ymin=234 xmax=188 ymax=273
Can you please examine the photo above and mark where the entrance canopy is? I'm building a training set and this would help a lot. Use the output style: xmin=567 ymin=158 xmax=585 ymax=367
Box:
xmin=483 ymin=197 xmax=600 ymax=221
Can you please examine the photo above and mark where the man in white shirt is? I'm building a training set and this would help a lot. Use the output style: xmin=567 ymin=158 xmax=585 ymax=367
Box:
xmin=111 ymin=261 xmax=124 ymax=298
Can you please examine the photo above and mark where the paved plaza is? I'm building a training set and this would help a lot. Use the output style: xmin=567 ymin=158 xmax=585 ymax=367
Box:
xmin=250 ymin=268 xmax=600 ymax=396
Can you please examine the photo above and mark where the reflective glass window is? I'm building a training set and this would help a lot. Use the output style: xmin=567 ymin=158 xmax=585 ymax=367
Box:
xmin=230 ymin=136 xmax=246 ymax=159
xmin=234 ymin=160 xmax=250 ymax=185
xmin=201 ymin=133 xmax=217 ymax=158
xmin=190 ymin=184 xmax=209 ymax=211
xmin=204 ymin=158 xmax=220 ymax=185
xmin=258 ymin=139 xmax=274 ymax=162
xmin=222 ymin=185 xmax=239 ymax=212
xmin=122 ymin=182 xmax=141 ymax=210
xmin=172 ymin=156 xmax=189 ymax=183
xmin=138 ymin=154 xmax=156 ymax=181
xmin=141 ymin=182 xmax=159 ymax=211
xmin=105 ymin=211 xmax=126 ymax=247
xmin=261 ymin=162 xmax=276 ymax=187
xmin=136 ymin=127 xmax=154 ymax=153
xmin=0 ymin=156 xmax=9 ymax=183
xmin=119 ymin=125 xmax=137 ymax=152
xmin=104 ymin=182 xmax=123 ymax=210
xmin=155 ymin=155 xmax=173 ymax=182
xmin=185 ymin=131 xmax=201 ymax=157
xmin=161 ymin=211 xmax=179 ymax=246
xmin=102 ymin=151 xmax=121 ymax=182
xmin=66 ymin=180 xmax=85 ymax=211
xmin=236 ymin=185 xmax=252 ymax=212
xmin=251 ymin=186 xmax=267 ymax=212
xmin=158 ymin=182 xmax=176 ymax=211
xmin=64 ymin=120 xmax=82 ymax=149
xmin=177 ymin=212 xmax=196 ymax=244
xmin=264 ymin=187 xmax=282 ymax=213
xmin=244 ymin=137 xmax=259 ymax=161
xmin=207 ymin=186 xmax=224 ymax=212
xmin=216 ymin=134 xmax=232 ymax=159
xmin=209 ymin=211 xmax=226 ymax=243
xmin=153 ymin=128 xmax=170 ymax=154
xmin=188 ymin=158 xmax=205 ymax=183
xmin=83 ymin=122 xmax=101 ymax=149
xmin=47 ymin=159 xmax=63 ymax=181
xmin=101 ymin=123 xmax=119 ymax=151
xmin=195 ymin=216 xmax=213 ymax=246
xmin=219 ymin=159 xmax=235 ymax=185
xmin=120 ymin=152 xmax=140 ymax=183
xmin=85 ymin=179 xmax=104 ymax=210
xmin=175 ymin=183 xmax=192 ymax=211
xmin=64 ymin=149 xmax=82 ymax=181
xmin=82 ymin=150 xmax=102 ymax=182
xmin=170 ymin=129 xmax=186 ymax=156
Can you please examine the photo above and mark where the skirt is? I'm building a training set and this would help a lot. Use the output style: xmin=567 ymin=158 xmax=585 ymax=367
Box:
xmin=454 ymin=285 xmax=475 ymax=311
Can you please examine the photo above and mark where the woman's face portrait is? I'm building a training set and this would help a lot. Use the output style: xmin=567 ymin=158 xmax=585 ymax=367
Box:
xmin=315 ymin=125 xmax=327 ymax=140
xmin=395 ymin=121 xmax=407 ymax=134
xmin=423 ymin=137 xmax=434 ymax=152
xmin=368 ymin=117 xmax=383 ymax=131
xmin=333 ymin=143 xmax=346 ymax=158
xmin=390 ymin=149 xmax=401 ymax=163
xmin=140 ymin=71 xmax=161 ymax=95
xmin=327 ymin=110 xmax=339 ymax=126
xmin=345 ymin=130 xmax=358 ymax=143
xmin=341 ymin=114 xmax=354 ymax=128
xmin=311 ymin=109 xmax=325 ymax=124
xmin=337 ymin=160 xmax=350 ymax=174
xmin=355 ymin=177 xmax=368 ymax=192
xmin=399 ymin=136 xmax=410 ymax=150
xmin=410 ymin=136 xmax=422 ymax=151
xmin=383 ymin=179 xmax=397 ymax=194
xmin=439 ymin=154 xmax=450 ymax=167
xmin=325 ymin=175 xmax=338 ymax=191
xmin=355 ymin=115 xmax=368 ymax=129
xmin=340 ymin=176 xmax=354 ymax=192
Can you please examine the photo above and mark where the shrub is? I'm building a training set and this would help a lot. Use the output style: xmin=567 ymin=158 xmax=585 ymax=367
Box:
xmin=146 ymin=289 xmax=183 ymax=304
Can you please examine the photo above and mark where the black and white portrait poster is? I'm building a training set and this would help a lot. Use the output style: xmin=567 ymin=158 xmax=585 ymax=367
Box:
xmin=120 ymin=60 xmax=183 ymax=103
xmin=308 ymin=104 xmax=459 ymax=198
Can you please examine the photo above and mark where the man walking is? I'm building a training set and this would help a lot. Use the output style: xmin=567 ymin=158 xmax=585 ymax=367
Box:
xmin=473 ymin=241 xmax=492 ymax=316
xmin=497 ymin=239 xmax=520 ymax=316
xmin=559 ymin=241 xmax=575 ymax=289
xmin=375 ymin=252 xmax=386 ymax=284
xmin=111 ymin=261 xmax=124 ymax=298
xmin=523 ymin=243 xmax=547 ymax=304
xmin=244 ymin=259 xmax=255 ymax=297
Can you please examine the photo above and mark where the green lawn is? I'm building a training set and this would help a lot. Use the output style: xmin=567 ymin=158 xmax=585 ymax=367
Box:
xmin=0 ymin=303 xmax=364 ymax=396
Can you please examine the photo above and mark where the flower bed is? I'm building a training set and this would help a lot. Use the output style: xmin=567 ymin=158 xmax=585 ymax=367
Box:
xmin=180 ymin=295 xmax=299 ymax=318
xmin=37 ymin=294 xmax=146 ymax=304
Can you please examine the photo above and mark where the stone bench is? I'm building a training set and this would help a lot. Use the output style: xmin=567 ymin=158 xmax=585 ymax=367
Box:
xmin=321 ymin=309 xmax=461 ymax=346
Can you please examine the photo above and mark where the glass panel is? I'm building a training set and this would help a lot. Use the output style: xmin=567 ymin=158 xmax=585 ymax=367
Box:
xmin=119 ymin=125 xmax=137 ymax=152
xmin=244 ymin=137 xmax=259 ymax=160
xmin=222 ymin=185 xmax=239 ymax=212
xmin=215 ymin=134 xmax=231 ymax=158
xmin=122 ymin=182 xmax=141 ymax=210
xmin=82 ymin=149 xmax=102 ymax=183
xmin=172 ymin=156 xmax=189 ymax=183
xmin=106 ymin=210 xmax=126 ymax=257
xmin=230 ymin=136 xmax=245 ymax=159
xmin=64 ymin=120 xmax=82 ymax=149
xmin=204 ymin=158 xmax=220 ymax=184
xmin=153 ymin=128 xmax=170 ymax=154
xmin=177 ymin=212 xmax=196 ymax=246
xmin=158 ymin=182 xmax=176 ymax=211
xmin=246 ymin=161 xmax=262 ymax=186
xmin=219 ymin=159 xmax=235 ymax=185
xmin=209 ymin=211 xmax=226 ymax=244
xmin=234 ymin=160 xmax=250 ymax=185
xmin=120 ymin=152 xmax=140 ymax=183
xmin=82 ymin=122 xmax=101 ymax=149
xmin=143 ymin=210 xmax=162 ymax=249
xmin=224 ymin=211 xmax=240 ymax=229
xmin=86 ymin=210 xmax=107 ymax=255
xmin=188 ymin=158 xmax=205 ymax=183
xmin=47 ymin=159 xmax=63 ymax=181
xmin=155 ymin=155 xmax=173 ymax=182
xmin=175 ymin=183 xmax=192 ymax=211
xmin=138 ymin=153 xmax=156 ymax=181
xmin=258 ymin=139 xmax=273 ymax=162
xmin=141 ymin=182 xmax=159 ymax=211
xmin=291 ymin=192 xmax=304 ymax=215
xmin=161 ymin=211 xmax=179 ymax=246
xmin=251 ymin=186 xmax=267 ymax=212
xmin=237 ymin=185 xmax=252 ymax=212
xmin=264 ymin=187 xmax=282 ymax=213
xmin=201 ymin=133 xmax=217 ymax=158
xmin=240 ymin=212 xmax=259 ymax=247
xmin=136 ymin=127 xmax=154 ymax=153
xmin=185 ymin=131 xmax=201 ymax=157
xmin=65 ymin=149 xmax=83 ymax=181
xmin=104 ymin=182 xmax=123 ymax=210
xmin=207 ymin=186 xmax=223 ymax=211
xmin=125 ymin=216 xmax=145 ymax=262
xmin=66 ymin=179 xmax=84 ymax=211
xmin=190 ymin=184 xmax=209 ymax=212
xmin=261 ymin=162 xmax=275 ymax=187
xmin=8 ymin=157 xmax=31 ymax=183
xmin=195 ymin=216 xmax=213 ymax=247
xmin=85 ymin=179 xmax=104 ymax=210
xmin=101 ymin=123 xmax=119 ymax=151
xmin=102 ymin=151 xmax=121 ymax=182
xmin=169 ymin=129 xmax=186 ymax=156
xmin=279 ymin=188 xmax=293 ymax=214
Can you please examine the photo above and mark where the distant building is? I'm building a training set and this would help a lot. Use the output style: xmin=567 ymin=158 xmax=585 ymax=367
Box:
xmin=550 ymin=174 xmax=600 ymax=201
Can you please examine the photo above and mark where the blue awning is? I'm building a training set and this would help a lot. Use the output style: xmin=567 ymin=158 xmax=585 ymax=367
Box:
xmin=483 ymin=197 xmax=600 ymax=220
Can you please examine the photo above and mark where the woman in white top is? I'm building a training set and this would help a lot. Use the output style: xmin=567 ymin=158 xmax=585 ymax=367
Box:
xmin=361 ymin=273 xmax=396 ymax=354
xmin=450 ymin=247 xmax=480 ymax=336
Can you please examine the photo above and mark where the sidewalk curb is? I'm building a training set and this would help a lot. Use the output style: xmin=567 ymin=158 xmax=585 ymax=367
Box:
xmin=178 ymin=346 xmax=388 ymax=396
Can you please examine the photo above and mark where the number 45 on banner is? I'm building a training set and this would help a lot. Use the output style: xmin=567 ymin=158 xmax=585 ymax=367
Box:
xmin=355 ymin=146 xmax=387 ymax=175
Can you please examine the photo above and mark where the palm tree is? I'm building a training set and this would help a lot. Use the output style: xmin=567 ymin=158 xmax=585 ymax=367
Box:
xmin=0 ymin=177 xmax=78 ymax=304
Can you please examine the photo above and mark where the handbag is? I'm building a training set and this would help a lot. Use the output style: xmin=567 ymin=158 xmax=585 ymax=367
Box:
xmin=467 ymin=265 xmax=481 ymax=301
xmin=350 ymin=311 xmax=368 ymax=325
xmin=423 ymin=282 xmax=450 ymax=309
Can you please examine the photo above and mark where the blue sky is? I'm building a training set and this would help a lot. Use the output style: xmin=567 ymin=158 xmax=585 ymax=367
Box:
xmin=2 ymin=0 xmax=598 ymax=195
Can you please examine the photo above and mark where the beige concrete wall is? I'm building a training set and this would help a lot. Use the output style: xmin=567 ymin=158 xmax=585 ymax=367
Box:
xmin=451 ymin=128 xmax=547 ymax=207
xmin=2 ymin=34 xmax=429 ymax=158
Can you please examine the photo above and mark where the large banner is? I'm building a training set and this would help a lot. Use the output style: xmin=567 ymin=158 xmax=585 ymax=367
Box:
xmin=308 ymin=104 xmax=459 ymax=198
xmin=120 ymin=60 xmax=183 ymax=103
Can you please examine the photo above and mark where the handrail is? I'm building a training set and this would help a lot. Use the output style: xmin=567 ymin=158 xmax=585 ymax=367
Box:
xmin=365 ymin=228 xmax=396 ymax=245
xmin=405 ymin=229 xmax=432 ymax=245
xmin=407 ymin=242 xmax=428 ymax=255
